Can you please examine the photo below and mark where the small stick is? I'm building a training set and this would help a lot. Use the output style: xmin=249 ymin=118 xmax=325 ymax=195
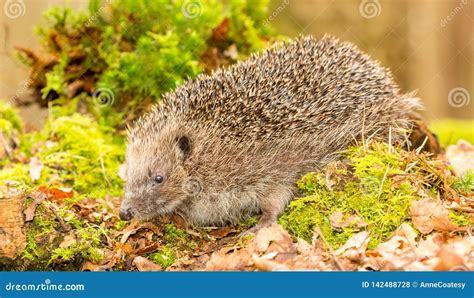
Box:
xmin=314 ymin=227 xmax=345 ymax=271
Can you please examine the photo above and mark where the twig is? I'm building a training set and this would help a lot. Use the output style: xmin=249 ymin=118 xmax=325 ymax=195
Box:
xmin=99 ymin=154 xmax=111 ymax=187
xmin=377 ymin=166 xmax=390 ymax=199
xmin=45 ymin=201 xmax=71 ymax=232
xmin=314 ymin=227 xmax=345 ymax=271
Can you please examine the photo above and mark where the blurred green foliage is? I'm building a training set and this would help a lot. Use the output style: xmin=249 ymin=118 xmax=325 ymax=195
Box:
xmin=0 ymin=107 xmax=124 ymax=198
xmin=430 ymin=119 xmax=474 ymax=146
xmin=21 ymin=0 xmax=275 ymax=127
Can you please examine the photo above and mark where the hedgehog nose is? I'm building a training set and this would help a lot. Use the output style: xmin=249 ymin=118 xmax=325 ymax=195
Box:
xmin=119 ymin=208 xmax=133 ymax=221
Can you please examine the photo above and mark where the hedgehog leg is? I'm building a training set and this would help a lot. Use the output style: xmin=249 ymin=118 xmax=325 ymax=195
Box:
xmin=244 ymin=187 xmax=293 ymax=234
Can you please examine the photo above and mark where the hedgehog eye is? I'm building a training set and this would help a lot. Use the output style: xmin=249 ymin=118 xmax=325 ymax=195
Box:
xmin=154 ymin=175 xmax=164 ymax=184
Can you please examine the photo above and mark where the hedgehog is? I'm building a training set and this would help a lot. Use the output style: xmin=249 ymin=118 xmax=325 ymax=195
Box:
xmin=118 ymin=35 xmax=421 ymax=231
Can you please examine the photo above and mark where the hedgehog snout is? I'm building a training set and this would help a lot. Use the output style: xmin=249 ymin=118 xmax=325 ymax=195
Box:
xmin=119 ymin=207 xmax=133 ymax=221
xmin=119 ymin=190 xmax=137 ymax=220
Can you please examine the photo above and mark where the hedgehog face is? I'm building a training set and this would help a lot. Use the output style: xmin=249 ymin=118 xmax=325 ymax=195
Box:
xmin=118 ymin=134 xmax=192 ymax=221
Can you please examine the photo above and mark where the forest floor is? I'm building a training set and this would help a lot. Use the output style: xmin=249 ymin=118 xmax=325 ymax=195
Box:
xmin=1 ymin=105 xmax=473 ymax=271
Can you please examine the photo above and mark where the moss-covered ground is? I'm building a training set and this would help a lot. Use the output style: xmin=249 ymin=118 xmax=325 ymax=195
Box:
xmin=280 ymin=141 xmax=472 ymax=249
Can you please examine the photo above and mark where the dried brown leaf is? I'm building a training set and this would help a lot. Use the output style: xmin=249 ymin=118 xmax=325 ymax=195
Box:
xmin=446 ymin=140 xmax=474 ymax=176
xmin=334 ymin=231 xmax=370 ymax=258
xmin=59 ymin=234 xmax=77 ymax=248
xmin=37 ymin=186 xmax=73 ymax=201
xmin=329 ymin=211 xmax=366 ymax=231
xmin=133 ymin=256 xmax=163 ymax=271
xmin=410 ymin=198 xmax=458 ymax=234
xmin=24 ymin=190 xmax=47 ymax=221
xmin=254 ymin=223 xmax=294 ymax=253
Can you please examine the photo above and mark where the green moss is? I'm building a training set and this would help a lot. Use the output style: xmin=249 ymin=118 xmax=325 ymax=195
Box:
xmin=449 ymin=210 xmax=471 ymax=227
xmin=3 ymin=111 xmax=123 ymax=270
xmin=163 ymin=223 xmax=188 ymax=244
xmin=451 ymin=170 xmax=474 ymax=193
xmin=237 ymin=215 xmax=258 ymax=230
xmin=280 ymin=142 xmax=419 ymax=249
xmin=143 ymin=223 xmax=200 ymax=269
xmin=22 ymin=202 xmax=105 ymax=269
xmin=0 ymin=164 xmax=31 ymax=186
xmin=21 ymin=204 xmax=61 ymax=268
xmin=50 ymin=227 xmax=104 ymax=264
xmin=114 ymin=219 xmax=129 ymax=231
xmin=430 ymin=119 xmax=474 ymax=146
xmin=0 ymin=101 xmax=23 ymax=134
xmin=0 ymin=112 xmax=125 ymax=199
xmin=148 ymin=247 xmax=176 ymax=269
xmin=25 ymin=0 xmax=276 ymax=126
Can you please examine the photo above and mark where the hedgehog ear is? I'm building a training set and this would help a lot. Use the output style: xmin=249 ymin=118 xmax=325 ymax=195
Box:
xmin=177 ymin=135 xmax=191 ymax=161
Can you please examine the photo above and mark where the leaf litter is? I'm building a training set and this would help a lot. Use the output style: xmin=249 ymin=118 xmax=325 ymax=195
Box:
xmin=1 ymin=107 xmax=473 ymax=271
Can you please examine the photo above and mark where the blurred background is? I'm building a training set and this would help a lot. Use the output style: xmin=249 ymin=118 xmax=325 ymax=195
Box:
xmin=0 ymin=0 xmax=473 ymax=128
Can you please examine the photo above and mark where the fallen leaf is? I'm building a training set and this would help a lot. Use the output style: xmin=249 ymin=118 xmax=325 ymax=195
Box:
xmin=59 ymin=234 xmax=77 ymax=248
xmin=329 ymin=211 xmax=366 ymax=231
xmin=24 ymin=190 xmax=48 ymax=221
xmin=82 ymin=261 xmax=104 ymax=272
xmin=334 ymin=231 xmax=370 ymax=257
xmin=252 ymin=254 xmax=289 ymax=271
xmin=434 ymin=245 xmax=465 ymax=270
xmin=446 ymin=140 xmax=474 ymax=176
xmin=366 ymin=236 xmax=415 ymax=270
xmin=29 ymin=157 xmax=43 ymax=182
xmin=209 ymin=226 xmax=237 ymax=239
xmin=211 ymin=18 xmax=229 ymax=41
xmin=394 ymin=223 xmax=418 ymax=246
xmin=410 ymin=198 xmax=458 ymax=234
xmin=254 ymin=223 xmax=294 ymax=254
xmin=206 ymin=247 xmax=253 ymax=271
xmin=133 ymin=256 xmax=163 ymax=271
xmin=119 ymin=221 xmax=162 ymax=243
xmin=38 ymin=186 xmax=73 ymax=200
xmin=415 ymin=233 xmax=444 ymax=259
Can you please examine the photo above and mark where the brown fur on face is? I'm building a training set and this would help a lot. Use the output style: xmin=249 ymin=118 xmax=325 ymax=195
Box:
xmin=120 ymin=123 xmax=190 ymax=221
xmin=120 ymin=35 xmax=422 ymax=228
